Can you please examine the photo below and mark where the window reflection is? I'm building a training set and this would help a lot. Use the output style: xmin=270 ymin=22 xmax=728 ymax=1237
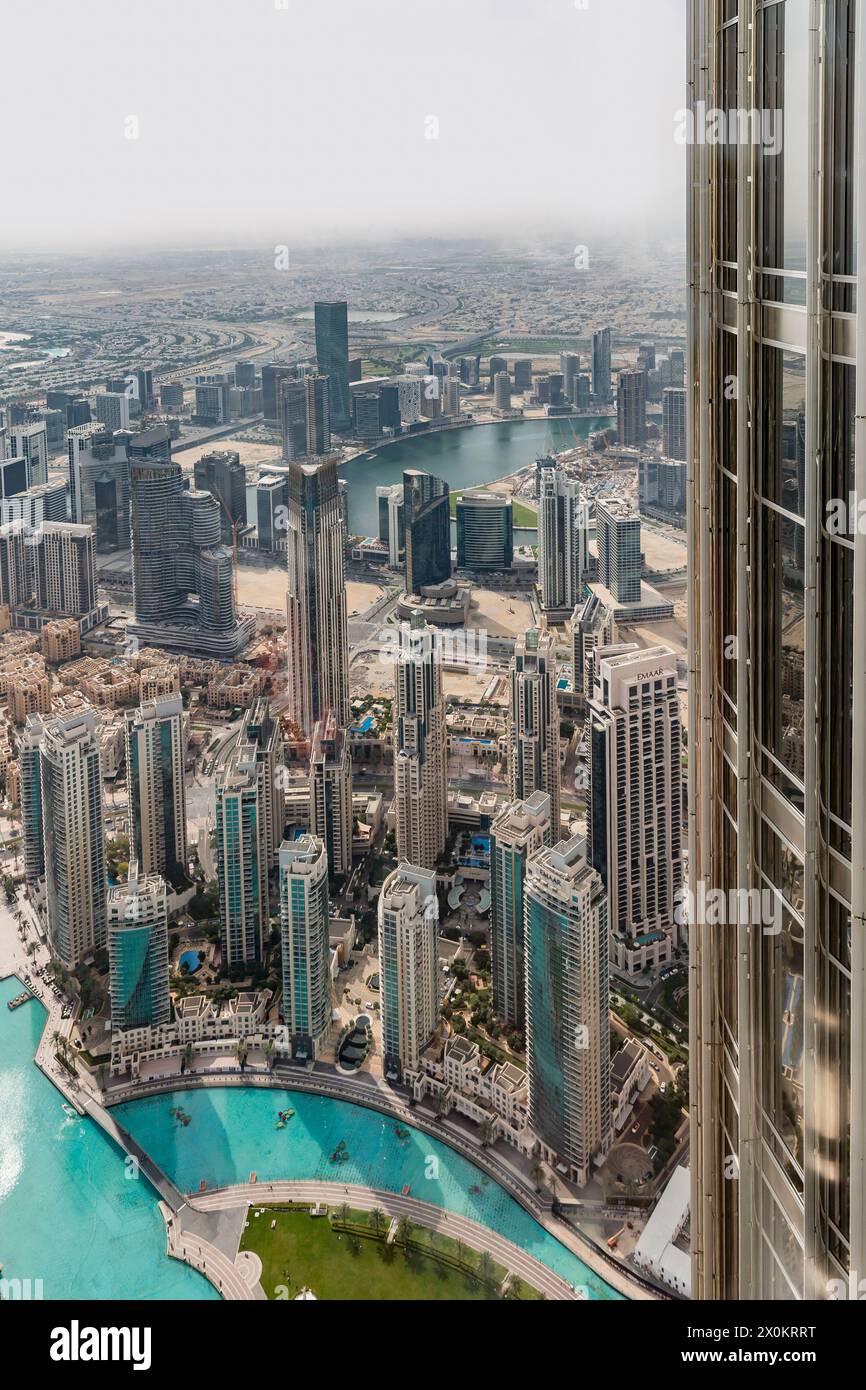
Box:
xmin=759 ymin=0 xmax=809 ymax=298
xmin=756 ymin=501 xmax=805 ymax=799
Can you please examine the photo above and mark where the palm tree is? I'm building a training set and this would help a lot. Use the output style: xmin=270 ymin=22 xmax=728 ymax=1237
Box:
xmin=478 ymin=1250 xmax=495 ymax=1286
xmin=395 ymin=1215 xmax=414 ymax=1248
xmin=235 ymin=1038 xmax=248 ymax=1071
xmin=455 ymin=1238 xmax=468 ymax=1270
xmin=336 ymin=1203 xmax=350 ymax=1226
xmin=530 ymin=1158 xmax=544 ymax=1192
xmin=477 ymin=1117 xmax=494 ymax=1148
xmin=181 ymin=1043 xmax=195 ymax=1074
xmin=96 ymin=1063 xmax=108 ymax=1093
xmin=434 ymin=1089 xmax=451 ymax=1118
xmin=263 ymin=1040 xmax=275 ymax=1071
xmin=504 ymin=1276 xmax=524 ymax=1300
xmin=369 ymin=1207 xmax=386 ymax=1237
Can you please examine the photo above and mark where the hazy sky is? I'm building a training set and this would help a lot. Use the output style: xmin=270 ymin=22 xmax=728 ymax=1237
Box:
xmin=6 ymin=0 xmax=687 ymax=251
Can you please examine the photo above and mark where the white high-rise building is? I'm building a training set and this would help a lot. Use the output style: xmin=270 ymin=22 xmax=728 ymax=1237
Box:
xmin=215 ymin=754 xmax=266 ymax=970
xmin=237 ymin=698 xmax=285 ymax=891
xmin=376 ymin=483 xmax=405 ymax=567
xmin=396 ymin=376 xmax=422 ymax=425
xmin=393 ymin=612 xmax=447 ymax=870
xmin=33 ymin=522 xmax=97 ymax=616
xmin=67 ymin=423 xmax=130 ymax=551
xmin=95 ymin=392 xmax=131 ymax=434
xmin=525 ymin=835 xmax=610 ymax=1186
xmin=378 ymin=863 xmax=438 ymax=1080
xmin=10 ymin=422 xmax=48 ymax=488
xmin=40 ymin=708 xmax=107 ymax=967
xmin=0 ymin=519 xmax=31 ymax=608
xmin=489 ymin=791 xmax=550 ymax=1028
xmin=309 ymin=709 xmax=352 ymax=879
xmin=285 ymin=456 xmax=350 ymax=735
xmin=279 ymin=835 xmax=331 ymax=1060
xmin=125 ymin=694 xmax=188 ymax=884
xmin=536 ymin=461 xmax=588 ymax=613
xmin=571 ymin=593 xmax=617 ymax=704
xmin=588 ymin=646 xmax=683 ymax=978
xmin=596 ymin=498 xmax=642 ymax=604
xmin=508 ymin=628 xmax=561 ymax=842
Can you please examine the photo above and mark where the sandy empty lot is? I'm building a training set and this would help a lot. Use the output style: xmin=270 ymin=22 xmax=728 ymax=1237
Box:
xmin=346 ymin=580 xmax=387 ymax=617
xmin=466 ymin=587 xmax=535 ymax=638
xmin=618 ymin=616 xmax=688 ymax=659
xmin=350 ymin=649 xmax=495 ymax=703
xmin=237 ymin=563 xmax=285 ymax=610
xmin=180 ymin=437 xmax=283 ymax=476
xmin=640 ymin=524 xmax=688 ymax=572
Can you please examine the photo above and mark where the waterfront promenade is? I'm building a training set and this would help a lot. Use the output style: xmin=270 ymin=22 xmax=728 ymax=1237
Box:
xmin=104 ymin=1063 xmax=657 ymax=1301
xmin=187 ymin=1181 xmax=584 ymax=1301
xmin=1 ymin=890 xmax=657 ymax=1304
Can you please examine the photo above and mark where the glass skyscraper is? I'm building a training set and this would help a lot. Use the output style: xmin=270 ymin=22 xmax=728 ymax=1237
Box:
xmin=525 ymin=836 xmax=611 ymax=1187
xmin=455 ymin=492 xmax=514 ymax=571
xmin=279 ymin=835 xmax=331 ymax=1060
xmin=688 ymin=0 xmax=861 ymax=1300
xmin=402 ymin=469 xmax=451 ymax=595
xmin=125 ymin=694 xmax=188 ymax=886
xmin=490 ymin=790 xmax=551 ymax=1028
xmin=314 ymin=301 xmax=351 ymax=432
xmin=285 ymin=455 xmax=350 ymax=735
xmin=40 ymin=709 xmax=107 ymax=968
xmin=394 ymin=613 xmax=448 ymax=871
xmin=107 ymin=868 xmax=170 ymax=1031
xmin=591 ymin=327 xmax=612 ymax=403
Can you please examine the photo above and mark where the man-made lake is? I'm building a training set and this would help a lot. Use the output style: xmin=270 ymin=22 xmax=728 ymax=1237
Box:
xmin=338 ymin=415 xmax=609 ymax=537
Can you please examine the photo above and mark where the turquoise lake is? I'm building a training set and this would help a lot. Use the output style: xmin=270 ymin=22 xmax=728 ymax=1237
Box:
xmin=338 ymin=414 xmax=611 ymax=537
xmin=0 ymin=975 xmax=215 ymax=1300
xmin=1 ymin=975 xmax=620 ymax=1299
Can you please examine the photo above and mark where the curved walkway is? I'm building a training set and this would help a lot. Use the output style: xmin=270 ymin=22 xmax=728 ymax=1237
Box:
xmin=191 ymin=1181 xmax=582 ymax=1302
xmin=160 ymin=1202 xmax=265 ymax=1301
xmin=106 ymin=1066 xmax=656 ymax=1300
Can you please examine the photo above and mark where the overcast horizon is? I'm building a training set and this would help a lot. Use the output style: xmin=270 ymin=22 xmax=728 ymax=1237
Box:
xmin=3 ymin=0 xmax=687 ymax=253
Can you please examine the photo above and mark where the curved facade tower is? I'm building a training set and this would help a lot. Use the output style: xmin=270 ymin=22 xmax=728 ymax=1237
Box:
xmin=129 ymin=458 xmax=252 ymax=656
xmin=688 ymin=0 xmax=863 ymax=1299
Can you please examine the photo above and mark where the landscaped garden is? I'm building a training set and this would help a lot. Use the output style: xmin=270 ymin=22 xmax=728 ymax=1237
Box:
xmin=240 ymin=1204 xmax=543 ymax=1301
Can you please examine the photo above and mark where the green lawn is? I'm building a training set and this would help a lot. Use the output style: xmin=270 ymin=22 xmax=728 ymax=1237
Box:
xmin=241 ymin=1206 xmax=539 ymax=1301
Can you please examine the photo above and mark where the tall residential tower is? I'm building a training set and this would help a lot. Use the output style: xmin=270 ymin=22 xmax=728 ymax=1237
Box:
xmin=393 ymin=613 xmax=448 ymax=870
xmin=507 ymin=629 xmax=561 ymax=842
xmin=285 ymin=455 xmax=350 ymax=734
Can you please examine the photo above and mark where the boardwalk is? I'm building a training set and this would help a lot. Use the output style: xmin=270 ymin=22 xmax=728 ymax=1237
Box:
xmin=191 ymin=1180 xmax=588 ymax=1301
xmin=84 ymin=1098 xmax=187 ymax=1212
